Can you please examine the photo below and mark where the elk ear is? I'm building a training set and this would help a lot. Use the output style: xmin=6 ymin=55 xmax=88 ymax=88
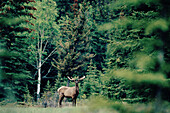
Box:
xmin=78 ymin=76 xmax=85 ymax=81
xmin=67 ymin=76 xmax=75 ymax=81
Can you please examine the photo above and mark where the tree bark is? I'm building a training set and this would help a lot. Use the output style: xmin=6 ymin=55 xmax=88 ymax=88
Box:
xmin=37 ymin=62 xmax=41 ymax=101
xmin=37 ymin=47 xmax=42 ymax=101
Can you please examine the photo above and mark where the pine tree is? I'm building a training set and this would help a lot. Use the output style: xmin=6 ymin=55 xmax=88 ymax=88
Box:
xmin=82 ymin=59 xmax=102 ymax=98
xmin=54 ymin=0 xmax=74 ymax=20
xmin=88 ymin=0 xmax=118 ymax=72
xmin=24 ymin=85 xmax=33 ymax=104
xmin=52 ymin=1 xmax=94 ymax=86
xmin=0 ymin=0 xmax=36 ymax=102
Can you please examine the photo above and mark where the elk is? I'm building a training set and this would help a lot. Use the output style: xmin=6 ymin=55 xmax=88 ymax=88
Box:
xmin=57 ymin=76 xmax=85 ymax=107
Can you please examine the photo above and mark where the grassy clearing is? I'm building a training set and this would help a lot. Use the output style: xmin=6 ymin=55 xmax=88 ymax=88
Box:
xmin=0 ymin=103 xmax=170 ymax=113
xmin=0 ymin=106 xmax=89 ymax=113
xmin=0 ymin=97 xmax=170 ymax=113
xmin=1 ymin=103 xmax=170 ymax=113
xmin=0 ymin=106 xmax=115 ymax=113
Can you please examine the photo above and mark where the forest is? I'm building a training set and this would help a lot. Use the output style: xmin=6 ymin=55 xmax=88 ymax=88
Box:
xmin=0 ymin=0 xmax=170 ymax=113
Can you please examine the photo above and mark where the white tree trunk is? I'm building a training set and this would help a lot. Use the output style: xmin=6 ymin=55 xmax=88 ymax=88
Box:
xmin=36 ymin=30 xmax=57 ymax=101
xmin=37 ymin=60 xmax=41 ymax=101
xmin=37 ymin=38 xmax=42 ymax=101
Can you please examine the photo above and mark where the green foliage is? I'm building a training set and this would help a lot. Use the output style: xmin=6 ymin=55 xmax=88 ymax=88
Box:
xmin=52 ymin=76 xmax=67 ymax=91
xmin=16 ymin=0 xmax=60 ymax=100
xmin=24 ymin=85 xmax=33 ymax=104
xmin=101 ymin=0 xmax=170 ymax=102
xmin=102 ymin=76 xmax=127 ymax=99
xmin=0 ymin=0 xmax=36 ymax=101
xmin=145 ymin=19 xmax=169 ymax=35
xmin=87 ymin=96 xmax=170 ymax=113
xmin=113 ymin=69 xmax=169 ymax=88
xmin=81 ymin=60 xmax=102 ymax=98
xmin=52 ymin=2 xmax=94 ymax=79
xmin=19 ymin=0 xmax=59 ymax=66
xmin=44 ymin=80 xmax=51 ymax=92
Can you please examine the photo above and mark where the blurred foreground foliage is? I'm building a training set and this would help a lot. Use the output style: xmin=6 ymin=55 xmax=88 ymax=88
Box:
xmin=86 ymin=96 xmax=170 ymax=113
xmin=101 ymin=0 xmax=170 ymax=103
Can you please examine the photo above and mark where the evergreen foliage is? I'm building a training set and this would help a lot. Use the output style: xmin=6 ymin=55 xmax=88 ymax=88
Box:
xmin=0 ymin=0 xmax=36 ymax=101
xmin=52 ymin=1 xmax=94 ymax=80
xmin=81 ymin=60 xmax=102 ymax=98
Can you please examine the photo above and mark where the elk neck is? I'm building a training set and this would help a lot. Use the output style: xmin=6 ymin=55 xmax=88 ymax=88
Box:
xmin=75 ymin=82 xmax=79 ymax=92
xmin=75 ymin=82 xmax=79 ymax=88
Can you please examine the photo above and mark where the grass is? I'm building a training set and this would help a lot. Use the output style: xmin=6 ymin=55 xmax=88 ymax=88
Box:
xmin=0 ymin=97 xmax=170 ymax=113
xmin=0 ymin=106 xmax=89 ymax=113
xmin=0 ymin=106 xmax=117 ymax=113
xmin=1 ymin=103 xmax=170 ymax=113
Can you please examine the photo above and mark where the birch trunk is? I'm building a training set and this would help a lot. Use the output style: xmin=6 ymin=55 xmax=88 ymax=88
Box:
xmin=37 ymin=35 xmax=42 ymax=101
xmin=36 ymin=28 xmax=57 ymax=101
xmin=37 ymin=57 xmax=41 ymax=101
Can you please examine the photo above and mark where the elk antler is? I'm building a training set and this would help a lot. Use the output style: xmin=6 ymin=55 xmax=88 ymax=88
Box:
xmin=78 ymin=76 xmax=85 ymax=81
xmin=67 ymin=76 xmax=75 ymax=81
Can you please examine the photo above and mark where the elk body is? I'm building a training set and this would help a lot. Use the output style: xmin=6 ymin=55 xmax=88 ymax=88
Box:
xmin=57 ymin=76 xmax=85 ymax=107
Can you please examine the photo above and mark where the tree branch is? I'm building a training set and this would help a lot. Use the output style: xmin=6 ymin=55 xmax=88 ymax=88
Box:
xmin=41 ymin=47 xmax=58 ymax=66
xmin=42 ymin=65 xmax=52 ymax=78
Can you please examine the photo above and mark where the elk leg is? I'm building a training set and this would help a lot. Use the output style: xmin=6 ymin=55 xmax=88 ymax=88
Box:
xmin=72 ymin=99 xmax=74 ymax=106
xmin=58 ymin=94 xmax=64 ymax=107
xmin=74 ymin=99 xmax=76 ymax=106
xmin=72 ymin=98 xmax=76 ymax=106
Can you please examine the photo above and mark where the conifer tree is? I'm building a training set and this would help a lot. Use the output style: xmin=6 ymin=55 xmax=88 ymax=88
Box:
xmin=0 ymin=0 xmax=36 ymax=101
xmin=54 ymin=0 xmax=74 ymax=20
xmin=82 ymin=59 xmax=102 ymax=98
xmin=52 ymin=1 xmax=94 ymax=86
